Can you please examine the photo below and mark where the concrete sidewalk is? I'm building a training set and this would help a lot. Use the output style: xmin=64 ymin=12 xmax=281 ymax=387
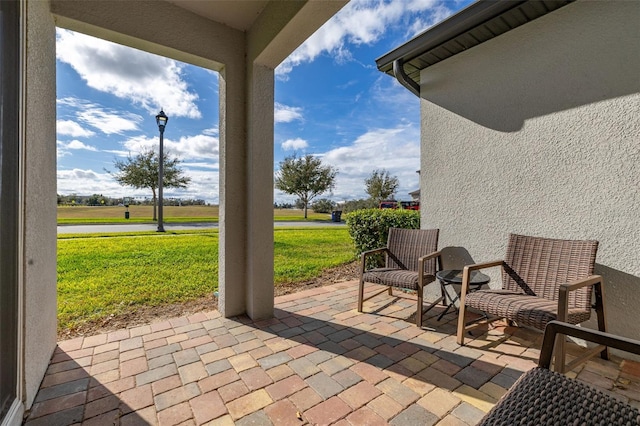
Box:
xmin=58 ymin=221 xmax=346 ymax=234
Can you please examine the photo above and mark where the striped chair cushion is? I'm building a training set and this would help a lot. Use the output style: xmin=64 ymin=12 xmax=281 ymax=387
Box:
xmin=362 ymin=268 xmax=435 ymax=290
xmin=465 ymin=289 xmax=591 ymax=330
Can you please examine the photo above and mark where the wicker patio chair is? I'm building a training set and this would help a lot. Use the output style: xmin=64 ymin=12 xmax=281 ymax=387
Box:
xmin=456 ymin=233 xmax=607 ymax=373
xmin=357 ymin=228 xmax=440 ymax=327
xmin=479 ymin=321 xmax=640 ymax=426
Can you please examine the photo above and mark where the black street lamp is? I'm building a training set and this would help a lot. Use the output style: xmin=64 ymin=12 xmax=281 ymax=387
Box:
xmin=156 ymin=109 xmax=168 ymax=232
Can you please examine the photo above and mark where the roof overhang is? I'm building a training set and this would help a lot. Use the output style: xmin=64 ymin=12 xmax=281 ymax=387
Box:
xmin=376 ymin=0 xmax=574 ymax=96
xmin=166 ymin=0 xmax=269 ymax=32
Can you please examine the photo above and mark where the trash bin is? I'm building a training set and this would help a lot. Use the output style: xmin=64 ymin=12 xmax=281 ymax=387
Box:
xmin=331 ymin=210 xmax=342 ymax=222
xmin=125 ymin=211 xmax=130 ymax=219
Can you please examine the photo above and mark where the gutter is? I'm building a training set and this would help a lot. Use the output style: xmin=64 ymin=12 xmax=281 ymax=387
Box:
xmin=392 ymin=59 xmax=419 ymax=97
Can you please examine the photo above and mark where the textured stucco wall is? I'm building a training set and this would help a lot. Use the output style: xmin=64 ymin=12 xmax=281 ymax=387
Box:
xmin=419 ymin=1 xmax=640 ymax=339
xmin=24 ymin=0 xmax=58 ymax=408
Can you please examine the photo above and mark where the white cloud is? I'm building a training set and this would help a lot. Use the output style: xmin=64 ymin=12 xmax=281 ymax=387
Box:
xmin=274 ymin=103 xmax=304 ymax=123
xmin=57 ymin=166 xmax=220 ymax=203
xmin=57 ymin=119 xmax=95 ymax=137
xmin=275 ymin=126 xmax=421 ymax=202
xmin=56 ymin=29 xmax=201 ymax=119
xmin=57 ymin=168 xmax=123 ymax=195
xmin=121 ymin=132 xmax=219 ymax=161
xmin=276 ymin=0 xmax=451 ymax=77
xmin=202 ymin=127 xmax=219 ymax=136
xmin=281 ymin=138 xmax=309 ymax=151
xmin=407 ymin=3 xmax=456 ymax=37
xmin=78 ymin=108 xmax=141 ymax=135
xmin=58 ymin=97 xmax=142 ymax=135
xmin=172 ymin=168 xmax=219 ymax=203
xmin=182 ymin=162 xmax=219 ymax=170
xmin=57 ymin=139 xmax=98 ymax=159
xmin=66 ymin=140 xmax=98 ymax=151
xmin=276 ymin=0 xmax=451 ymax=78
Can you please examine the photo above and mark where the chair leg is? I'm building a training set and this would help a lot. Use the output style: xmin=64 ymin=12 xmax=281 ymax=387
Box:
xmin=416 ymin=286 xmax=423 ymax=327
xmin=456 ymin=303 xmax=466 ymax=345
xmin=554 ymin=335 xmax=566 ymax=373
xmin=388 ymin=287 xmax=393 ymax=296
xmin=357 ymin=277 xmax=365 ymax=312
xmin=594 ymin=281 xmax=609 ymax=360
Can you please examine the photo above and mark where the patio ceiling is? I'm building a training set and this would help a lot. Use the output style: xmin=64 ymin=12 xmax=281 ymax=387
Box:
xmin=166 ymin=0 xmax=269 ymax=32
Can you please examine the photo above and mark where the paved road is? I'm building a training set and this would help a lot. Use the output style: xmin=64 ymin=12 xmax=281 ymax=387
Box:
xmin=57 ymin=221 xmax=346 ymax=234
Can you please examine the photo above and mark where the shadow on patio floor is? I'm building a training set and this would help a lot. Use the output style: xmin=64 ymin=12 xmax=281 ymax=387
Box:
xmin=24 ymin=281 xmax=640 ymax=425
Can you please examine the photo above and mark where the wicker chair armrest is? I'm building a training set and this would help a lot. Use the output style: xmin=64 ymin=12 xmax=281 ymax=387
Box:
xmin=559 ymin=274 xmax=602 ymax=292
xmin=418 ymin=250 xmax=441 ymax=263
xmin=465 ymin=259 xmax=504 ymax=271
xmin=459 ymin=260 xmax=503 ymax=296
xmin=361 ymin=247 xmax=388 ymax=258
xmin=360 ymin=247 xmax=389 ymax=273
xmin=557 ymin=275 xmax=602 ymax=321
xmin=540 ymin=320 xmax=640 ymax=369
xmin=418 ymin=251 xmax=442 ymax=288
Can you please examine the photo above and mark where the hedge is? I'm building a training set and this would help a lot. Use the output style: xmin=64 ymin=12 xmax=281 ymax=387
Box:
xmin=345 ymin=208 xmax=420 ymax=267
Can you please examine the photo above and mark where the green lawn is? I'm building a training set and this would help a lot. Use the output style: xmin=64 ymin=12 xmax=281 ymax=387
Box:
xmin=57 ymin=228 xmax=354 ymax=332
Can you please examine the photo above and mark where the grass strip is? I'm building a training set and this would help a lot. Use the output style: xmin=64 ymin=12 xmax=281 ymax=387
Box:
xmin=57 ymin=228 xmax=355 ymax=332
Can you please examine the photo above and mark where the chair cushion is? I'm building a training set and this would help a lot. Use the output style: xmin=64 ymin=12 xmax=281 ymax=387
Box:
xmin=362 ymin=268 xmax=435 ymax=290
xmin=479 ymin=367 xmax=640 ymax=425
xmin=465 ymin=290 xmax=591 ymax=330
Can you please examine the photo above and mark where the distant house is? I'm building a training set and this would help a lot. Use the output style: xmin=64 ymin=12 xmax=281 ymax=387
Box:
xmin=377 ymin=0 xmax=640 ymax=340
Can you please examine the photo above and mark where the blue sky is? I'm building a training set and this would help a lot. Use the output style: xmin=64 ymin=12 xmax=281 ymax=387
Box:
xmin=56 ymin=0 xmax=472 ymax=204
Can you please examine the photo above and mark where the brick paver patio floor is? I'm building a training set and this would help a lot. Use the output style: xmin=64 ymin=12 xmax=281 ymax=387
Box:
xmin=24 ymin=281 xmax=640 ymax=425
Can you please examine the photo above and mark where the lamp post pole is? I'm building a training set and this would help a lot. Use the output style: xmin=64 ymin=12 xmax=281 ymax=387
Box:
xmin=156 ymin=109 xmax=168 ymax=232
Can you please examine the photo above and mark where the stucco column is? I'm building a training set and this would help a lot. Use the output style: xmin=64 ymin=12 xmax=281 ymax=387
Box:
xmin=219 ymin=61 xmax=275 ymax=320
xmin=217 ymin=64 xmax=248 ymax=318
xmin=24 ymin=0 xmax=58 ymax=408
xmin=246 ymin=64 xmax=275 ymax=319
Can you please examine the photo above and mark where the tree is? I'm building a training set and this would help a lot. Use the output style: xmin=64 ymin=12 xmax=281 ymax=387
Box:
xmin=275 ymin=154 xmax=337 ymax=219
xmin=311 ymin=198 xmax=336 ymax=213
xmin=365 ymin=169 xmax=399 ymax=203
xmin=341 ymin=198 xmax=378 ymax=213
xmin=108 ymin=148 xmax=191 ymax=221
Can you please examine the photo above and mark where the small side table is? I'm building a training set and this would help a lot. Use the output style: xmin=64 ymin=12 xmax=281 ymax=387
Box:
xmin=432 ymin=269 xmax=490 ymax=321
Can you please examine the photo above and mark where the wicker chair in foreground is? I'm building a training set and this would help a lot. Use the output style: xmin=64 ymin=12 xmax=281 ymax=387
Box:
xmin=479 ymin=321 xmax=640 ymax=426
xmin=357 ymin=228 xmax=440 ymax=327
xmin=456 ymin=233 xmax=607 ymax=373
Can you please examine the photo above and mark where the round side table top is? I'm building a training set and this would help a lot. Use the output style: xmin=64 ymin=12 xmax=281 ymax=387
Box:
xmin=436 ymin=269 xmax=490 ymax=285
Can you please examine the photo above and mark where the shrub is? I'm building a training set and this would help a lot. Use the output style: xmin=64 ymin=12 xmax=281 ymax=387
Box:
xmin=345 ymin=208 xmax=420 ymax=267
xmin=311 ymin=198 xmax=336 ymax=213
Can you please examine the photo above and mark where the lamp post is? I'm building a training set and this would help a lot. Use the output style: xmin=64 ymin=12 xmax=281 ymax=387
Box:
xmin=156 ymin=109 xmax=168 ymax=232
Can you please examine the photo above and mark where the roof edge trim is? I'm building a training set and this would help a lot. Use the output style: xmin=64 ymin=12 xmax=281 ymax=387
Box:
xmin=376 ymin=0 xmax=527 ymax=72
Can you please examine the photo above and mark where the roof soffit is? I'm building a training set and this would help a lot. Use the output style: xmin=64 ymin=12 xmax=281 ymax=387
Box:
xmin=376 ymin=0 xmax=573 ymax=88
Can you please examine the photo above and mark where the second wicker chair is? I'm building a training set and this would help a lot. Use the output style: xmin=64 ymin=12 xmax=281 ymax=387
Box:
xmin=357 ymin=228 xmax=440 ymax=327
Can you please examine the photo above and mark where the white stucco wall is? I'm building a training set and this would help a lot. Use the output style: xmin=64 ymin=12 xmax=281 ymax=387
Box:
xmin=419 ymin=1 xmax=640 ymax=340
xmin=24 ymin=0 xmax=58 ymax=408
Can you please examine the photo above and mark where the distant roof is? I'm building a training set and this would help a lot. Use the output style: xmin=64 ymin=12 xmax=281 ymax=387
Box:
xmin=376 ymin=0 xmax=573 ymax=95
